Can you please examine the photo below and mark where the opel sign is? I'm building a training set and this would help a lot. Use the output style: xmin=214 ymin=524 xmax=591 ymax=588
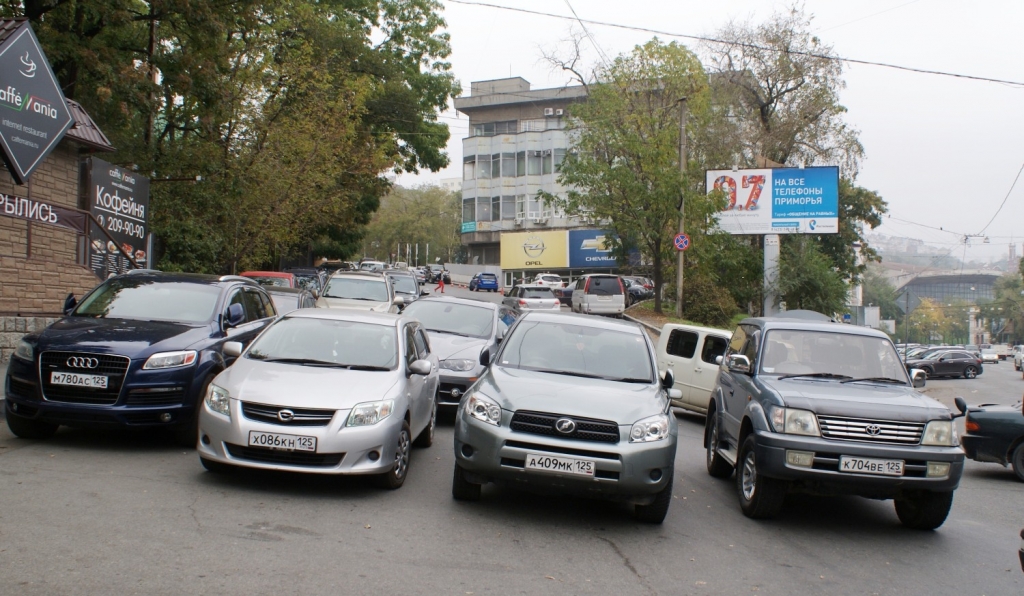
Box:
xmin=0 ymin=22 xmax=74 ymax=184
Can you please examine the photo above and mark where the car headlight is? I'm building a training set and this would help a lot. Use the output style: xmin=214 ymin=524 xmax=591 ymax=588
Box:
xmin=921 ymin=420 xmax=957 ymax=446
xmin=465 ymin=392 xmax=501 ymax=426
xmin=205 ymin=384 xmax=231 ymax=417
xmin=144 ymin=350 xmax=198 ymax=370
xmin=347 ymin=400 xmax=394 ymax=426
xmin=769 ymin=407 xmax=820 ymax=436
xmin=14 ymin=340 xmax=34 ymax=361
xmin=441 ymin=359 xmax=476 ymax=372
xmin=629 ymin=413 xmax=672 ymax=443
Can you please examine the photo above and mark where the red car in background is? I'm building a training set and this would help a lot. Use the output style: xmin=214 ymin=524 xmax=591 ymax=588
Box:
xmin=240 ymin=271 xmax=296 ymax=288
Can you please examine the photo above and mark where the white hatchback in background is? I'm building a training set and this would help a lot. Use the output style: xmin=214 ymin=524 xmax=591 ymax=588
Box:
xmin=655 ymin=323 xmax=731 ymax=414
xmin=502 ymin=284 xmax=561 ymax=314
xmin=1014 ymin=345 xmax=1024 ymax=371
xmin=532 ymin=273 xmax=565 ymax=289
xmin=316 ymin=271 xmax=402 ymax=313
xmin=196 ymin=309 xmax=439 ymax=488
xmin=571 ymin=274 xmax=626 ymax=317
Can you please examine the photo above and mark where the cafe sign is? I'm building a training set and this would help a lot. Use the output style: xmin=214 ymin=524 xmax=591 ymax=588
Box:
xmin=0 ymin=21 xmax=74 ymax=184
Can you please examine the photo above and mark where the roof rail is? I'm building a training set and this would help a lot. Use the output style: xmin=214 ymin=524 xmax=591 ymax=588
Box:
xmin=125 ymin=268 xmax=161 ymax=275
xmin=219 ymin=275 xmax=257 ymax=284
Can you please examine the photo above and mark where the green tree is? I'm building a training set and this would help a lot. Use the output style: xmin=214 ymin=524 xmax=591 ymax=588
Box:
xmin=776 ymin=236 xmax=848 ymax=315
xmin=861 ymin=267 xmax=902 ymax=322
xmin=361 ymin=185 xmax=461 ymax=264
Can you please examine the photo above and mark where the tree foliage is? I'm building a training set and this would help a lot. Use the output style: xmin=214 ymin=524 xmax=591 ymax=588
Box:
xmin=3 ymin=0 xmax=459 ymax=272
xmin=361 ymin=185 xmax=461 ymax=264
xmin=776 ymin=236 xmax=848 ymax=315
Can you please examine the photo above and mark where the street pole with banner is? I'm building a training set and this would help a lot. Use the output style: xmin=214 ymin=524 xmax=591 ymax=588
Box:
xmin=675 ymin=98 xmax=688 ymax=319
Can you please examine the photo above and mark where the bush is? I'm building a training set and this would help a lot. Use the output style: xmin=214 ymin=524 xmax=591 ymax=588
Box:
xmin=683 ymin=275 xmax=740 ymax=329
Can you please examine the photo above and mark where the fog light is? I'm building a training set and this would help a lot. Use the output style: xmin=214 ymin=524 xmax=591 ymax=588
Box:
xmin=926 ymin=462 xmax=951 ymax=478
xmin=368 ymin=450 xmax=380 ymax=462
xmin=649 ymin=469 xmax=662 ymax=481
xmin=159 ymin=413 xmax=172 ymax=423
xmin=201 ymin=434 xmax=210 ymax=446
xmin=786 ymin=450 xmax=815 ymax=468
xmin=11 ymin=403 xmax=18 ymax=413
xmin=461 ymin=444 xmax=474 ymax=458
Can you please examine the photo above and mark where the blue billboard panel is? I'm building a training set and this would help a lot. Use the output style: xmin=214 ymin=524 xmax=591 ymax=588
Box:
xmin=569 ymin=229 xmax=618 ymax=268
xmin=770 ymin=167 xmax=839 ymax=220
xmin=708 ymin=166 xmax=839 ymax=234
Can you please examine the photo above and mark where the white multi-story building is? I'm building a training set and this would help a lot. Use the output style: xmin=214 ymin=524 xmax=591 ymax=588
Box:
xmin=453 ymin=77 xmax=594 ymax=266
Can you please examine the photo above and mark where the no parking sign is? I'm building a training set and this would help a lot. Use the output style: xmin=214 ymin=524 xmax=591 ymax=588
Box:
xmin=673 ymin=233 xmax=690 ymax=251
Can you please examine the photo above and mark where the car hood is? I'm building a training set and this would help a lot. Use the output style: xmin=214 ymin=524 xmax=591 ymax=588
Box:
xmin=761 ymin=378 xmax=950 ymax=422
xmin=316 ymin=297 xmax=391 ymax=312
xmin=478 ymin=365 xmax=664 ymax=424
xmin=426 ymin=332 xmax=490 ymax=361
xmin=217 ymin=358 xmax=400 ymax=410
xmin=34 ymin=316 xmax=212 ymax=357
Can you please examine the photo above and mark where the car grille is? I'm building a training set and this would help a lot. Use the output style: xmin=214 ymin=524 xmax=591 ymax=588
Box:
xmin=817 ymin=415 xmax=925 ymax=445
xmin=437 ymin=382 xmax=469 ymax=404
xmin=504 ymin=440 xmax=621 ymax=461
xmin=7 ymin=376 xmax=38 ymax=400
xmin=241 ymin=402 xmax=336 ymax=427
xmin=125 ymin=387 xmax=186 ymax=406
xmin=224 ymin=443 xmax=344 ymax=467
xmin=510 ymin=411 xmax=620 ymax=444
xmin=39 ymin=351 xmax=130 ymax=405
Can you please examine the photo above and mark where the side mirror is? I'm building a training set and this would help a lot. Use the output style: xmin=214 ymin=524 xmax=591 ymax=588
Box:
xmin=224 ymin=341 xmax=243 ymax=358
xmin=479 ymin=348 xmax=491 ymax=367
xmin=953 ymin=396 xmax=968 ymax=418
xmin=661 ymin=369 xmax=675 ymax=390
xmin=63 ymin=293 xmax=77 ymax=315
xmin=393 ymin=295 xmax=405 ymax=306
xmin=225 ymin=303 xmax=246 ymax=328
xmin=715 ymin=355 xmax=724 ymax=366
xmin=668 ymin=388 xmax=683 ymax=400
xmin=910 ymin=368 xmax=926 ymax=389
xmin=726 ymin=354 xmax=752 ymax=375
xmin=496 ymin=329 xmax=505 ymax=343
xmin=938 ymin=357 xmax=946 ymax=362
xmin=421 ymin=290 xmax=429 ymax=296
xmin=408 ymin=359 xmax=431 ymax=376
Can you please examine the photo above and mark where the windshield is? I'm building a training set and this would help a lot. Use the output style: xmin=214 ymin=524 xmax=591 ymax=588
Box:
xmin=401 ymin=301 xmax=493 ymax=339
xmin=292 ymin=274 xmax=320 ymax=292
xmin=323 ymin=277 xmax=389 ymax=302
xmin=246 ymin=317 xmax=397 ymax=369
xmin=522 ymin=287 xmax=554 ymax=299
xmin=499 ymin=320 xmax=654 ymax=382
xmin=74 ymin=279 xmax=220 ymax=324
xmin=268 ymin=293 xmax=299 ymax=315
xmin=389 ymin=275 xmax=417 ymax=294
xmin=760 ymin=329 xmax=908 ymax=382
xmin=247 ymin=276 xmax=291 ymax=288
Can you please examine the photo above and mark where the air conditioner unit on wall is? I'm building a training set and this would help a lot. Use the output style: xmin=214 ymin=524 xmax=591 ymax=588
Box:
xmin=555 ymin=109 xmax=564 ymax=116
xmin=543 ymin=108 xmax=554 ymax=116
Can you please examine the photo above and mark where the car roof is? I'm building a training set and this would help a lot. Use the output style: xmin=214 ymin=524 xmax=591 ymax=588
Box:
xmin=115 ymin=271 xmax=259 ymax=287
xmin=407 ymin=295 xmax=498 ymax=311
xmin=385 ymin=270 xmax=415 ymax=277
xmin=285 ymin=308 xmax=404 ymax=327
xmin=743 ymin=316 xmax=891 ymax=339
xmin=518 ymin=310 xmax=644 ymax=334
xmin=518 ymin=284 xmax=553 ymax=290
xmin=328 ymin=270 xmax=386 ymax=280
xmin=264 ymin=286 xmax=307 ymax=296
xmin=241 ymin=271 xmax=293 ymax=278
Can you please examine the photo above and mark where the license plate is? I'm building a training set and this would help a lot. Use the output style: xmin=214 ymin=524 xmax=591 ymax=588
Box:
xmin=248 ymin=431 xmax=317 ymax=452
xmin=839 ymin=456 xmax=904 ymax=476
xmin=524 ymin=452 xmax=595 ymax=477
xmin=598 ymin=295 xmax=611 ymax=301
xmin=50 ymin=371 xmax=108 ymax=389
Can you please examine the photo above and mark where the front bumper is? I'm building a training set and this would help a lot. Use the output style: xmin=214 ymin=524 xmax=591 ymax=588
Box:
xmin=437 ymin=371 xmax=479 ymax=406
xmin=197 ymin=399 xmax=402 ymax=475
xmin=753 ymin=429 xmax=964 ymax=497
xmin=453 ymin=408 xmax=676 ymax=503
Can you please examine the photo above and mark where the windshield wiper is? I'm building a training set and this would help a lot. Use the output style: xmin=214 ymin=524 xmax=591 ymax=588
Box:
xmin=614 ymin=377 xmax=654 ymax=384
xmin=426 ymin=328 xmax=474 ymax=338
xmin=839 ymin=377 xmax=907 ymax=385
xmin=777 ymin=372 xmax=852 ymax=381
xmin=523 ymin=367 xmax=607 ymax=380
xmin=341 ymin=364 xmax=391 ymax=371
xmin=262 ymin=357 xmax=348 ymax=368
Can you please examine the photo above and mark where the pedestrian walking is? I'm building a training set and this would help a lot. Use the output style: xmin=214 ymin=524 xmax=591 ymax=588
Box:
xmin=434 ymin=271 xmax=445 ymax=293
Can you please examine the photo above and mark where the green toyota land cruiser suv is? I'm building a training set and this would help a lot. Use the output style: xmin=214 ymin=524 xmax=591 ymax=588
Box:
xmin=705 ymin=312 xmax=964 ymax=530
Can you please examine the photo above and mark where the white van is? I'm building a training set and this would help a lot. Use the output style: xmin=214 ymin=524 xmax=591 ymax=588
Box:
xmin=656 ymin=323 xmax=732 ymax=414
xmin=571 ymin=274 xmax=626 ymax=317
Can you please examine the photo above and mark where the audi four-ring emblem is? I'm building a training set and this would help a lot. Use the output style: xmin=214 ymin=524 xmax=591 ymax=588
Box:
xmin=66 ymin=357 xmax=100 ymax=369
xmin=277 ymin=409 xmax=295 ymax=422
xmin=555 ymin=418 xmax=576 ymax=434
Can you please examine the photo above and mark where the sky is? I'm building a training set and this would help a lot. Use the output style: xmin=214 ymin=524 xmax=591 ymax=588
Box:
xmin=396 ymin=0 xmax=1024 ymax=262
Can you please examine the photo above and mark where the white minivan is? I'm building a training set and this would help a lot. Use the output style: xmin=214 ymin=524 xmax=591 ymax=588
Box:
xmin=571 ymin=274 xmax=626 ymax=317
xmin=656 ymin=323 xmax=731 ymax=414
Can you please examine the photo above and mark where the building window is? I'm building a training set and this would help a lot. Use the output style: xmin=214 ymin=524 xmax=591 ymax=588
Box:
xmin=542 ymin=150 xmax=553 ymax=175
xmin=501 ymin=153 xmax=515 ymax=178
xmin=463 ymin=198 xmax=475 ymax=223
xmin=491 ymin=196 xmax=501 ymax=221
xmin=502 ymin=196 xmax=515 ymax=220
xmin=476 ymin=154 xmax=491 ymax=179
xmin=516 ymin=195 xmax=526 ymax=220
xmin=463 ymin=155 xmax=474 ymax=180
xmin=527 ymin=151 xmax=542 ymax=175
xmin=516 ymin=151 xmax=526 ymax=177
xmin=491 ymin=153 xmax=500 ymax=179
xmin=520 ymin=119 xmax=545 ymax=132
xmin=527 ymin=196 xmax=544 ymax=218
xmin=472 ymin=120 xmax=518 ymax=137
xmin=554 ymin=148 xmax=567 ymax=171
xmin=476 ymin=197 xmax=491 ymax=222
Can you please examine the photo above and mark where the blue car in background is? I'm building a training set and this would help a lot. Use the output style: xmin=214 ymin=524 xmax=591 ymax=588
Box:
xmin=4 ymin=272 xmax=277 ymax=446
xmin=469 ymin=272 xmax=500 ymax=292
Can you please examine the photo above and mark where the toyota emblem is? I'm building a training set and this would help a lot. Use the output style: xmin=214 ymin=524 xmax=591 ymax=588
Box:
xmin=277 ymin=409 xmax=295 ymax=422
xmin=66 ymin=356 xmax=99 ymax=369
xmin=865 ymin=424 xmax=881 ymax=436
xmin=554 ymin=417 xmax=576 ymax=434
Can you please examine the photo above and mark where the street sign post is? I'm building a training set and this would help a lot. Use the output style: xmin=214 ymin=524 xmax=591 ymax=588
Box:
xmin=0 ymin=22 xmax=74 ymax=184
xmin=673 ymin=232 xmax=690 ymax=251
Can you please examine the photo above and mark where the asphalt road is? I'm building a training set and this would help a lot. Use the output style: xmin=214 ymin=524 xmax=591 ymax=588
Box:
xmin=1 ymin=297 xmax=1022 ymax=595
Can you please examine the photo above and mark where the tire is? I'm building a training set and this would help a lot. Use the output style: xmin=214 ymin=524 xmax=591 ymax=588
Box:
xmin=374 ymin=420 xmax=411 ymax=490
xmin=736 ymin=434 xmax=787 ymax=519
xmin=963 ymin=365 xmax=978 ymax=379
xmin=199 ymin=457 xmax=236 ymax=474
xmin=921 ymin=367 xmax=934 ymax=379
xmin=172 ymin=374 xmax=216 ymax=448
xmin=452 ymin=462 xmax=481 ymax=501
xmin=5 ymin=411 xmax=59 ymax=440
xmin=413 ymin=398 xmax=436 ymax=448
xmin=705 ymin=413 xmax=733 ymax=479
xmin=634 ymin=474 xmax=673 ymax=524
xmin=894 ymin=490 xmax=954 ymax=530
xmin=1010 ymin=443 xmax=1024 ymax=482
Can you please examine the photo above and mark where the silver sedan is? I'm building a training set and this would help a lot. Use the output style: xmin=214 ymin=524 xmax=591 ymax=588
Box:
xmin=503 ymin=284 xmax=561 ymax=314
xmin=196 ymin=309 xmax=438 ymax=489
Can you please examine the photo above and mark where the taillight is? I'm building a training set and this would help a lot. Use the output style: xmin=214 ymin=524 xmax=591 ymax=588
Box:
xmin=618 ymin=278 xmax=625 ymax=294
xmin=965 ymin=420 xmax=980 ymax=432
xmin=583 ymin=277 xmax=591 ymax=292
xmin=518 ymin=299 xmax=527 ymax=306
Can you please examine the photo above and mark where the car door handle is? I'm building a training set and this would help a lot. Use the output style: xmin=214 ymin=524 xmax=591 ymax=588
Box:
xmin=666 ymin=362 xmax=674 ymax=367
xmin=694 ymin=368 xmax=701 ymax=373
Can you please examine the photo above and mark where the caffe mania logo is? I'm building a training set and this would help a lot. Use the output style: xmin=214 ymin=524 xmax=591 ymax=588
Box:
xmin=0 ymin=85 xmax=60 ymax=119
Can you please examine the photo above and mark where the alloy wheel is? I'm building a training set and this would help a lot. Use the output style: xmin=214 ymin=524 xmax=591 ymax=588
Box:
xmin=707 ymin=420 xmax=719 ymax=469
xmin=393 ymin=429 xmax=411 ymax=480
xmin=741 ymin=450 xmax=758 ymax=501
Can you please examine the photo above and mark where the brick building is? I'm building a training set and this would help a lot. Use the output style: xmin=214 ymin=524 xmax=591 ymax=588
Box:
xmin=1 ymin=19 xmax=116 ymax=361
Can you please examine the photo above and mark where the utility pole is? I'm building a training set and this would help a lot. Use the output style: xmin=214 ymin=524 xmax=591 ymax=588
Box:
xmin=675 ymin=98 xmax=688 ymax=319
